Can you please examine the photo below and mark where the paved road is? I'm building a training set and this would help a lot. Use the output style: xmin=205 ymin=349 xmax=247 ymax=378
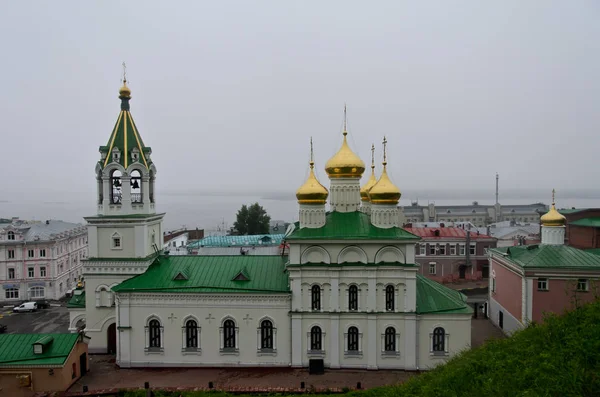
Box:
xmin=0 ymin=305 xmax=69 ymax=334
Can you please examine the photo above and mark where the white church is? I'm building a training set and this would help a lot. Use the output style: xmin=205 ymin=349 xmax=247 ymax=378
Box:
xmin=69 ymin=80 xmax=472 ymax=370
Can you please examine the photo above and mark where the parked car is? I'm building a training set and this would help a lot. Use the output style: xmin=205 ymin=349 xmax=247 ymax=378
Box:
xmin=0 ymin=324 xmax=6 ymax=334
xmin=13 ymin=302 xmax=38 ymax=312
xmin=35 ymin=300 xmax=50 ymax=309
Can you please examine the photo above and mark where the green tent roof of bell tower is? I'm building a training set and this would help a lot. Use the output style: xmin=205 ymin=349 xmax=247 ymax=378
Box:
xmin=99 ymin=80 xmax=152 ymax=169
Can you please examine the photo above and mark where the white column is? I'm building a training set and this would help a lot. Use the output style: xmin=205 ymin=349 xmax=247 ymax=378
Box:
xmin=367 ymin=314 xmax=377 ymax=369
xmin=367 ymin=275 xmax=376 ymax=311
xmin=101 ymin=177 xmax=111 ymax=214
xmin=142 ymin=176 xmax=150 ymax=205
xmin=121 ymin=177 xmax=132 ymax=212
xmin=404 ymin=316 xmax=417 ymax=370
xmin=291 ymin=315 xmax=302 ymax=367
xmin=526 ymin=278 xmax=533 ymax=324
xmin=330 ymin=277 xmax=339 ymax=312
xmin=330 ymin=314 xmax=340 ymax=368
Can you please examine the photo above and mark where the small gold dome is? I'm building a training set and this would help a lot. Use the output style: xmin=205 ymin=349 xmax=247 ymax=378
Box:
xmin=541 ymin=204 xmax=566 ymax=227
xmin=368 ymin=165 xmax=401 ymax=205
xmin=296 ymin=161 xmax=329 ymax=205
xmin=360 ymin=167 xmax=377 ymax=202
xmin=119 ymin=81 xmax=131 ymax=98
xmin=325 ymin=132 xmax=365 ymax=178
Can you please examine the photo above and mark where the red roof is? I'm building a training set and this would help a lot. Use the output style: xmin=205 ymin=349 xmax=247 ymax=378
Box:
xmin=404 ymin=227 xmax=494 ymax=240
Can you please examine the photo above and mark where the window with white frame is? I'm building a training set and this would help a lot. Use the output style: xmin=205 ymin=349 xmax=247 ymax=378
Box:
xmin=577 ymin=279 xmax=588 ymax=292
xmin=537 ymin=278 xmax=548 ymax=291
xmin=28 ymin=249 xmax=34 ymax=258
xmin=429 ymin=244 xmax=436 ymax=255
xmin=40 ymin=267 xmax=46 ymax=277
xmin=145 ymin=318 xmax=164 ymax=352
xmin=431 ymin=327 xmax=447 ymax=355
xmin=469 ymin=244 xmax=476 ymax=255
xmin=438 ymin=245 xmax=446 ymax=255
xmin=459 ymin=244 xmax=465 ymax=255
xmin=419 ymin=244 xmax=425 ymax=256
xmin=5 ymin=288 xmax=19 ymax=299
xmin=221 ymin=319 xmax=238 ymax=352
xmin=348 ymin=285 xmax=359 ymax=311
xmin=182 ymin=319 xmax=200 ymax=351
xmin=7 ymin=231 xmax=15 ymax=240
xmin=382 ymin=327 xmax=399 ymax=355
xmin=345 ymin=326 xmax=362 ymax=355
xmin=309 ymin=326 xmax=323 ymax=352
xmin=450 ymin=244 xmax=456 ymax=255
xmin=385 ymin=285 xmax=395 ymax=311
xmin=8 ymin=268 xmax=15 ymax=279
xmin=28 ymin=267 xmax=34 ymax=278
xmin=30 ymin=286 xmax=44 ymax=298
xmin=8 ymin=250 xmax=15 ymax=259
xmin=39 ymin=249 xmax=46 ymax=257
xmin=112 ymin=233 xmax=122 ymax=249
xmin=259 ymin=319 xmax=276 ymax=352
xmin=491 ymin=277 xmax=496 ymax=293
xmin=429 ymin=262 xmax=436 ymax=275
xmin=311 ymin=285 xmax=321 ymax=311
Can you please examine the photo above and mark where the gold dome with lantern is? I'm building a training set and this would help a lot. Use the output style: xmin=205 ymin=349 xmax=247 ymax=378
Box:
xmin=296 ymin=139 xmax=329 ymax=205
xmin=368 ymin=137 xmax=401 ymax=205
xmin=360 ymin=144 xmax=378 ymax=201
xmin=325 ymin=106 xmax=365 ymax=178
xmin=540 ymin=189 xmax=566 ymax=227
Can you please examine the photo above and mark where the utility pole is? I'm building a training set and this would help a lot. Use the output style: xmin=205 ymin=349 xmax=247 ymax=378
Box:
xmin=495 ymin=173 xmax=499 ymax=223
xmin=464 ymin=224 xmax=471 ymax=279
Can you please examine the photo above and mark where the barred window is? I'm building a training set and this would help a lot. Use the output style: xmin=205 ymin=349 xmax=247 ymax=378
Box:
xmin=260 ymin=320 xmax=273 ymax=349
xmin=384 ymin=327 xmax=396 ymax=352
xmin=348 ymin=327 xmax=359 ymax=351
xmin=385 ymin=285 xmax=394 ymax=311
xmin=348 ymin=285 xmax=358 ymax=311
xmin=149 ymin=320 xmax=161 ymax=348
xmin=185 ymin=320 xmax=198 ymax=348
xmin=223 ymin=319 xmax=236 ymax=349
xmin=310 ymin=326 xmax=322 ymax=350
xmin=311 ymin=285 xmax=321 ymax=311
xmin=433 ymin=327 xmax=445 ymax=352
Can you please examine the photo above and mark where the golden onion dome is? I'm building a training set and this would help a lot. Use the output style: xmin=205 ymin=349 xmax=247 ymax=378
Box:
xmin=541 ymin=204 xmax=566 ymax=227
xmin=325 ymin=131 xmax=365 ymax=178
xmin=119 ymin=80 xmax=131 ymax=98
xmin=296 ymin=161 xmax=329 ymax=205
xmin=368 ymin=165 xmax=401 ymax=205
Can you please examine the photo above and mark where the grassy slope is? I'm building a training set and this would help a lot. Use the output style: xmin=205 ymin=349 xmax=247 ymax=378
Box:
xmin=122 ymin=299 xmax=600 ymax=397
xmin=351 ymin=299 xmax=600 ymax=397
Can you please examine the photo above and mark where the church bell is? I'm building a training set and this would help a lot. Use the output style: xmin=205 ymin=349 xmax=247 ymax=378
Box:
xmin=132 ymin=179 xmax=140 ymax=189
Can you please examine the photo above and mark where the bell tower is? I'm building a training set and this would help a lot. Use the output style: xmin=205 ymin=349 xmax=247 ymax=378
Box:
xmin=79 ymin=69 xmax=165 ymax=354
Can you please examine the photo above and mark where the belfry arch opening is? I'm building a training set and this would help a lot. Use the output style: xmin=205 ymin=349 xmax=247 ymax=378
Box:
xmin=110 ymin=170 xmax=122 ymax=204
xmin=130 ymin=169 xmax=142 ymax=203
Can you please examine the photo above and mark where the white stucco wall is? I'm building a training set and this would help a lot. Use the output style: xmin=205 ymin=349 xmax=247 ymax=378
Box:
xmin=115 ymin=292 xmax=292 ymax=368
xmin=417 ymin=314 xmax=472 ymax=370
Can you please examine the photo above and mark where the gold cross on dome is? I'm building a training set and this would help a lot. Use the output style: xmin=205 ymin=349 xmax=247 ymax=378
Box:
xmin=371 ymin=143 xmax=375 ymax=168
xmin=310 ymin=137 xmax=314 ymax=168
xmin=122 ymin=62 xmax=127 ymax=83
xmin=552 ymin=188 xmax=556 ymax=205
xmin=382 ymin=136 xmax=388 ymax=165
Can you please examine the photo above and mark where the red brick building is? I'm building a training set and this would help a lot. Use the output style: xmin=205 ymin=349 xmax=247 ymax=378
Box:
xmin=405 ymin=226 xmax=496 ymax=282
xmin=559 ymin=208 xmax=600 ymax=249
xmin=489 ymin=202 xmax=600 ymax=334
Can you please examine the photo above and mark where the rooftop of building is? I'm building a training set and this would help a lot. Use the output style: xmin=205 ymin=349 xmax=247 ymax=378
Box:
xmin=0 ymin=333 xmax=81 ymax=367
xmin=491 ymin=244 xmax=600 ymax=270
xmin=416 ymin=275 xmax=472 ymax=314
xmin=112 ymin=255 xmax=290 ymax=294
xmin=0 ymin=220 xmax=86 ymax=243
xmin=163 ymin=228 xmax=205 ymax=244
xmin=570 ymin=217 xmax=600 ymax=228
xmin=287 ymin=211 xmax=420 ymax=241
xmin=67 ymin=289 xmax=86 ymax=308
xmin=187 ymin=234 xmax=285 ymax=249
xmin=403 ymin=227 xmax=494 ymax=240
xmin=475 ymin=223 xmax=540 ymax=239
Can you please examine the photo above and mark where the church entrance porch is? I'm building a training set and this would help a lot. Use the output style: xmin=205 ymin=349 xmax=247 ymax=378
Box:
xmin=107 ymin=323 xmax=116 ymax=354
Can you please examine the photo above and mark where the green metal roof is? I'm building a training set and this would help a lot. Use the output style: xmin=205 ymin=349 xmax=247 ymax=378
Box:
xmin=67 ymin=290 xmax=86 ymax=308
xmin=286 ymin=211 xmax=420 ymax=241
xmin=491 ymin=245 xmax=600 ymax=270
xmin=188 ymin=234 xmax=285 ymax=248
xmin=99 ymin=91 xmax=152 ymax=169
xmin=586 ymin=248 xmax=600 ymax=256
xmin=286 ymin=262 xmax=418 ymax=268
xmin=416 ymin=275 xmax=472 ymax=314
xmin=0 ymin=334 xmax=80 ymax=366
xmin=570 ymin=217 xmax=600 ymax=228
xmin=113 ymin=255 xmax=290 ymax=294
xmin=558 ymin=208 xmax=588 ymax=215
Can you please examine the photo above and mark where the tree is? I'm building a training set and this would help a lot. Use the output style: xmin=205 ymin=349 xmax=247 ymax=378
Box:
xmin=233 ymin=203 xmax=271 ymax=235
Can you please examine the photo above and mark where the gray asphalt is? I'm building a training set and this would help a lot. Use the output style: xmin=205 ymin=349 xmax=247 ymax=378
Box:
xmin=0 ymin=305 xmax=69 ymax=334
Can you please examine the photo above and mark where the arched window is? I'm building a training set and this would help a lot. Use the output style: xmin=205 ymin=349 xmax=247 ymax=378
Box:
xmin=223 ymin=319 xmax=236 ymax=349
xmin=149 ymin=319 xmax=161 ymax=348
xmin=110 ymin=170 xmax=122 ymax=204
xmin=310 ymin=326 xmax=322 ymax=351
xmin=348 ymin=285 xmax=358 ymax=311
xmin=385 ymin=285 xmax=395 ymax=311
xmin=185 ymin=319 xmax=198 ymax=348
xmin=433 ymin=327 xmax=445 ymax=352
xmin=347 ymin=326 xmax=359 ymax=351
xmin=29 ymin=286 xmax=45 ymax=299
xmin=7 ymin=231 xmax=15 ymax=240
xmin=384 ymin=327 xmax=396 ymax=352
xmin=311 ymin=285 xmax=321 ymax=311
xmin=130 ymin=170 xmax=142 ymax=203
xmin=260 ymin=320 xmax=274 ymax=350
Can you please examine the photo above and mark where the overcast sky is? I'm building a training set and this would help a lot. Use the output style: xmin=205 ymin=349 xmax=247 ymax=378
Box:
xmin=1 ymin=1 xmax=599 ymax=202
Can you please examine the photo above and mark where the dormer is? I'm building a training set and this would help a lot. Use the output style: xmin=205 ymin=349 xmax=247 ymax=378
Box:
xmin=131 ymin=147 xmax=140 ymax=163
xmin=111 ymin=147 xmax=121 ymax=163
xmin=33 ymin=336 xmax=54 ymax=354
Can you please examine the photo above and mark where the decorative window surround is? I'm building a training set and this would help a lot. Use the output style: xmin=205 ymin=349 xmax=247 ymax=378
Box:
xmin=430 ymin=328 xmax=449 ymax=357
xmin=380 ymin=329 xmax=401 ymax=358
xmin=219 ymin=321 xmax=240 ymax=355
xmin=307 ymin=329 xmax=326 ymax=355
xmin=344 ymin=328 xmax=363 ymax=357
xmin=144 ymin=321 xmax=165 ymax=354
xmin=256 ymin=321 xmax=277 ymax=356
xmin=181 ymin=321 xmax=201 ymax=355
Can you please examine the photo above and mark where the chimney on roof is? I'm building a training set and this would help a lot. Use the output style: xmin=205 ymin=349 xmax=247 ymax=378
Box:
xmin=45 ymin=220 xmax=49 ymax=225
xmin=440 ymin=223 xmax=445 ymax=228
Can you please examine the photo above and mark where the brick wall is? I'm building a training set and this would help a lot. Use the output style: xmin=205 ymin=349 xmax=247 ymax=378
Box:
xmin=532 ymin=278 xmax=600 ymax=323
xmin=491 ymin=259 xmax=522 ymax=321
